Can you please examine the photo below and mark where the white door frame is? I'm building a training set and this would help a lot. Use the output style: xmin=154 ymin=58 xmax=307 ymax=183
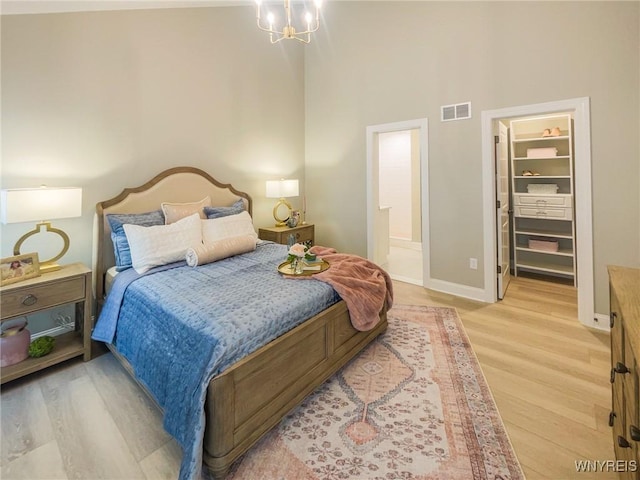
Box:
xmin=480 ymin=97 xmax=597 ymax=329
xmin=366 ymin=118 xmax=430 ymax=286
xmin=496 ymin=121 xmax=511 ymax=299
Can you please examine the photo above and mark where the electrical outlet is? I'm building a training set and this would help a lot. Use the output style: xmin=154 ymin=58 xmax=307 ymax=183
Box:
xmin=469 ymin=258 xmax=478 ymax=270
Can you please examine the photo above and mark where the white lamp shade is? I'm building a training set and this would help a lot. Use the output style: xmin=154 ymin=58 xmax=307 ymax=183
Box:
xmin=0 ymin=187 xmax=82 ymax=224
xmin=266 ymin=179 xmax=299 ymax=199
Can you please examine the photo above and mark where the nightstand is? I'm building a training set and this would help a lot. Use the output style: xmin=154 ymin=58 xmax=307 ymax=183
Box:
xmin=0 ymin=263 xmax=92 ymax=384
xmin=259 ymin=223 xmax=314 ymax=246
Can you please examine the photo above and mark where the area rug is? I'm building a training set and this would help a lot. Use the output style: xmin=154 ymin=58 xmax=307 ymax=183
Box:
xmin=227 ymin=304 xmax=524 ymax=479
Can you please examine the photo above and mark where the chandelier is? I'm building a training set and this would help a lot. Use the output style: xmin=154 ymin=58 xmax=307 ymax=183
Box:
xmin=255 ymin=0 xmax=322 ymax=44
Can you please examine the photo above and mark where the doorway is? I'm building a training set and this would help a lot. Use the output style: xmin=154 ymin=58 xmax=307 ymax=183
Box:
xmin=379 ymin=129 xmax=422 ymax=284
xmin=481 ymin=97 xmax=597 ymax=329
xmin=366 ymin=118 xmax=430 ymax=286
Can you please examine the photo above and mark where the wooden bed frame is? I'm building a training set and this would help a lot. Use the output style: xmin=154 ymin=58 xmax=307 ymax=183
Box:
xmin=93 ymin=166 xmax=388 ymax=479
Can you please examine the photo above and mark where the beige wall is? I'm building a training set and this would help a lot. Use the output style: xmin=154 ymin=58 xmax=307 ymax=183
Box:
xmin=305 ymin=1 xmax=639 ymax=314
xmin=1 ymin=6 xmax=306 ymax=266
xmin=1 ymin=2 xmax=638 ymax=316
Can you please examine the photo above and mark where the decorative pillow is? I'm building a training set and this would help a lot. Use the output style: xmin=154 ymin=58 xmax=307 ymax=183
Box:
xmin=185 ymin=234 xmax=257 ymax=267
xmin=161 ymin=196 xmax=211 ymax=224
xmin=123 ymin=213 xmax=203 ymax=274
xmin=202 ymin=210 xmax=258 ymax=244
xmin=203 ymin=199 xmax=245 ymax=219
xmin=107 ymin=210 xmax=165 ymax=272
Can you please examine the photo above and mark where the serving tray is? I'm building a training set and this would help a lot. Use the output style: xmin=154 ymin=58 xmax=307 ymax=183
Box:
xmin=277 ymin=260 xmax=330 ymax=277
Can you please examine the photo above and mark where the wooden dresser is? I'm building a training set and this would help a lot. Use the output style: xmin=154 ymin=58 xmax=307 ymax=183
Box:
xmin=609 ymin=265 xmax=640 ymax=478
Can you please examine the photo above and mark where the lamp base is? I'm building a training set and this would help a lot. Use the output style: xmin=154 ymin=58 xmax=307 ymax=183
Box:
xmin=272 ymin=198 xmax=293 ymax=228
xmin=39 ymin=263 xmax=62 ymax=273
xmin=13 ymin=221 xmax=70 ymax=272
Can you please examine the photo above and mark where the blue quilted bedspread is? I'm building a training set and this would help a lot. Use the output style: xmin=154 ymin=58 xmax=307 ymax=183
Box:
xmin=92 ymin=242 xmax=340 ymax=480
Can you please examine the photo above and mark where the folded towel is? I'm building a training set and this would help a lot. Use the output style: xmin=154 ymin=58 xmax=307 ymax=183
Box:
xmin=185 ymin=235 xmax=257 ymax=267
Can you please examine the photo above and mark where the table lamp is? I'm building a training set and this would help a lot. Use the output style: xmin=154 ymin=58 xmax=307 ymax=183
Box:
xmin=265 ymin=179 xmax=299 ymax=227
xmin=0 ymin=186 xmax=82 ymax=272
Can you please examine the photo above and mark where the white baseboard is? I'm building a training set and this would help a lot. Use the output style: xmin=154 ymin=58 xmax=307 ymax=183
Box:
xmin=424 ymin=278 xmax=490 ymax=303
xmin=588 ymin=313 xmax=611 ymax=332
xmin=389 ymin=238 xmax=422 ymax=251
xmin=390 ymin=273 xmax=423 ymax=286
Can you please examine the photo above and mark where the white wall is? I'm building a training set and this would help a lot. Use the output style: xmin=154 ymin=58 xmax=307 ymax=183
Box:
xmin=1 ymin=6 xmax=306 ymax=269
xmin=305 ymin=1 xmax=639 ymax=314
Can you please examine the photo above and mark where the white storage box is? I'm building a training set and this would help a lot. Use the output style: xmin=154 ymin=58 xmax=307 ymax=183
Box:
xmin=515 ymin=205 xmax=573 ymax=220
xmin=527 ymin=183 xmax=559 ymax=194
xmin=527 ymin=147 xmax=558 ymax=158
xmin=528 ymin=238 xmax=559 ymax=252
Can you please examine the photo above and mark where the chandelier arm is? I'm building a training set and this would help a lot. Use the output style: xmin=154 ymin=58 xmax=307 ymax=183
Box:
xmin=256 ymin=17 xmax=278 ymax=34
xmin=291 ymin=23 xmax=320 ymax=35
xmin=257 ymin=24 xmax=278 ymax=34
xmin=270 ymin=35 xmax=310 ymax=44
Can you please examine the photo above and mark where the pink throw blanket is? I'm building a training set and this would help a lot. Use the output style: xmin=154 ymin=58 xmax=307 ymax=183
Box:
xmin=294 ymin=246 xmax=394 ymax=331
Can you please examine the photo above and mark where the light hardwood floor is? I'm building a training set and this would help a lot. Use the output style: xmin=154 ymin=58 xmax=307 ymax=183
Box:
xmin=1 ymin=276 xmax=615 ymax=479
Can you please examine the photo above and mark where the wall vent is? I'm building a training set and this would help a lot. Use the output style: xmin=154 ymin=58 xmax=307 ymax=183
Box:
xmin=441 ymin=102 xmax=472 ymax=122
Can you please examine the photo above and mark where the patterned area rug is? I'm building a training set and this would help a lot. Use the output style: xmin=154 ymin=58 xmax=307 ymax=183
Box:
xmin=227 ymin=304 xmax=524 ymax=479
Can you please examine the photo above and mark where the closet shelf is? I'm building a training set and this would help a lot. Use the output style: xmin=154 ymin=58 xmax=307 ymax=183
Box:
xmin=510 ymin=113 xmax=576 ymax=285
xmin=515 ymin=228 xmax=573 ymax=239
xmin=514 ymin=175 xmax=571 ymax=179
xmin=515 ymin=260 xmax=575 ymax=276
xmin=515 ymin=246 xmax=574 ymax=257
xmin=513 ymin=155 xmax=571 ymax=161
xmin=512 ymin=135 xmax=570 ymax=142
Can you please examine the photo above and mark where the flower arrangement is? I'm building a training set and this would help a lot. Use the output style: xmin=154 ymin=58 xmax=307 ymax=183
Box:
xmin=287 ymin=242 xmax=308 ymax=262
xmin=287 ymin=243 xmax=315 ymax=274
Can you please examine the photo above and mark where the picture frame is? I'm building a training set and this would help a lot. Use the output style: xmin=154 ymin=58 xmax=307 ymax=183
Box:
xmin=0 ymin=252 xmax=41 ymax=286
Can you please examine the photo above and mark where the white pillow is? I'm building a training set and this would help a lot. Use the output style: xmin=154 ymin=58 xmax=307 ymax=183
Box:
xmin=202 ymin=210 xmax=258 ymax=244
xmin=124 ymin=213 xmax=203 ymax=274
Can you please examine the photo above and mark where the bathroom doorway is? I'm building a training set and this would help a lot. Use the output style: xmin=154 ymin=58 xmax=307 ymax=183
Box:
xmin=366 ymin=118 xmax=430 ymax=287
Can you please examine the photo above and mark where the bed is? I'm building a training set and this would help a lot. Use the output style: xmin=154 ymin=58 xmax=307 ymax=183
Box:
xmin=92 ymin=166 xmax=389 ymax=479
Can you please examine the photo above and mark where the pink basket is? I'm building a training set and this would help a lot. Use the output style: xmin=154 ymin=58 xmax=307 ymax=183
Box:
xmin=528 ymin=238 xmax=559 ymax=252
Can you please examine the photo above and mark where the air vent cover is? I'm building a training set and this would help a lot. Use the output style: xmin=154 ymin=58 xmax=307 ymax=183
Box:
xmin=441 ymin=102 xmax=472 ymax=122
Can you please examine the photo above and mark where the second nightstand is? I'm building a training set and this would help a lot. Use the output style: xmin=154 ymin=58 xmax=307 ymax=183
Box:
xmin=259 ymin=223 xmax=314 ymax=246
